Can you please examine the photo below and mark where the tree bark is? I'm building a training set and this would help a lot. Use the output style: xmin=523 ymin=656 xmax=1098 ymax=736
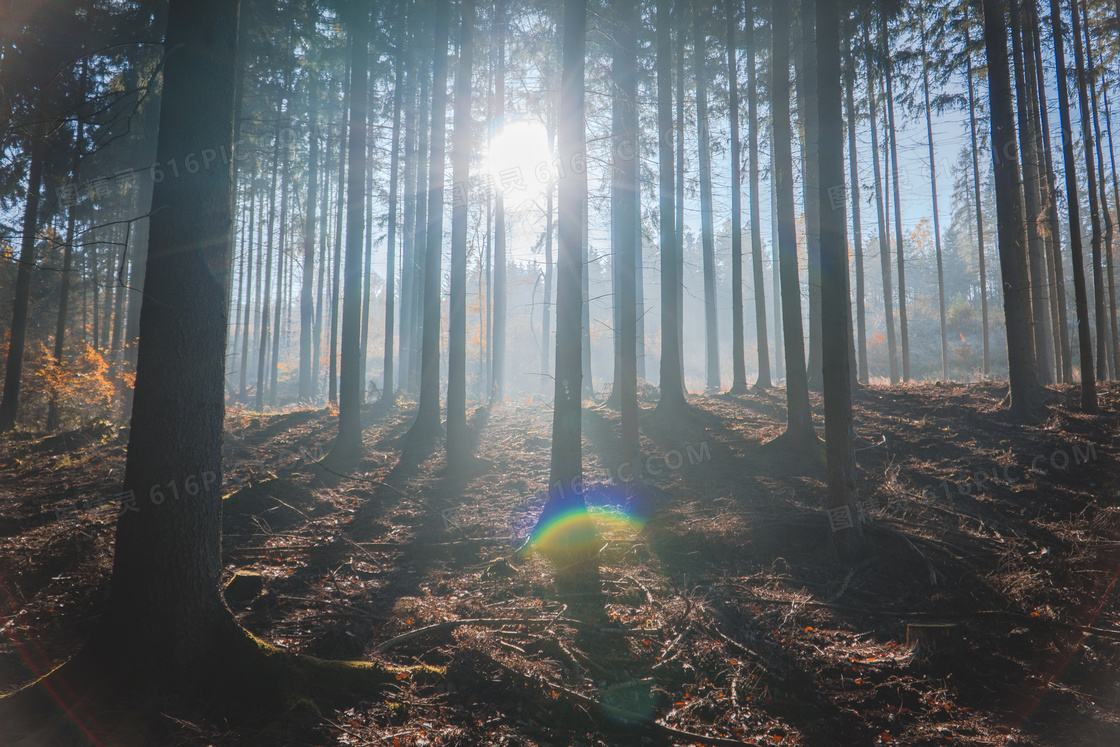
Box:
xmin=965 ymin=21 xmax=992 ymax=377
xmin=695 ymin=7 xmax=720 ymax=393
xmin=919 ymin=16 xmax=949 ymax=381
xmin=300 ymin=73 xmax=320 ymax=402
xmin=983 ymin=0 xmax=1043 ymax=419
xmin=798 ymin=0 xmax=823 ymax=392
xmin=771 ymin=0 xmax=814 ymax=443
xmin=1048 ymin=0 xmax=1097 ymax=410
xmin=883 ymin=20 xmax=909 ymax=382
xmin=727 ymin=0 xmax=748 ymax=394
xmin=844 ymin=33 xmax=867 ymax=384
xmin=746 ymin=5 xmax=770 ymax=388
xmin=447 ymin=0 xmax=476 ymax=462
xmin=383 ymin=22 xmax=405 ymax=404
xmin=491 ymin=0 xmax=507 ymax=402
xmin=657 ymin=0 xmax=685 ymax=410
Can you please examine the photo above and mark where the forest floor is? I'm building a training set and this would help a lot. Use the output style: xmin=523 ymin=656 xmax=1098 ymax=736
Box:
xmin=2 ymin=382 xmax=1120 ymax=746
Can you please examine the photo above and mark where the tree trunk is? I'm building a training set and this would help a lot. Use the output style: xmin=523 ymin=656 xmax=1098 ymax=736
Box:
xmin=657 ymin=0 xmax=685 ymax=409
xmin=728 ymin=0 xmax=748 ymax=394
xmin=0 ymin=130 xmax=46 ymax=432
xmin=1010 ymin=0 xmax=1054 ymax=384
xmin=798 ymin=0 xmax=823 ymax=392
xmin=383 ymin=24 xmax=405 ymax=404
xmin=864 ymin=19 xmax=898 ymax=384
xmin=983 ymin=0 xmax=1043 ymax=419
xmin=965 ymin=21 xmax=992 ymax=378
xmin=546 ymin=0 xmax=585 ymax=499
xmin=329 ymin=75 xmax=348 ymax=405
xmin=1070 ymin=0 xmax=1108 ymax=382
xmin=399 ymin=59 xmax=418 ymax=397
xmin=676 ymin=14 xmax=687 ymax=388
xmin=1048 ymin=0 xmax=1096 ymax=410
xmin=48 ymin=118 xmax=84 ymax=432
xmin=269 ymin=105 xmax=290 ymax=407
xmin=844 ymin=33 xmax=867 ymax=384
xmin=746 ymin=6 xmax=770 ymax=388
xmin=300 ymin=73 xmax=320 ymax=402
xmin=919 ymin=19 xmax=949 ymax=381
xmin=88 ymin=0 xmax=248 ymax=691
xmin=1103 ymin=87 xmax=1120 ymax=378
xmin=614 ymin=0 xmax=639 ymax=463
xmin=491 ymin=0 xmax=507 ymax=402
xmin=771 ymin=0 xmax=814 ymax=443
xmin=695 ymin=9 xmax=720 ymax=393
xmin=447 ymin=0 xmax=476 ymax=462
xmin=817 ymin=0 xmax=862 ymax=556
xmin=409 ymin=0 xmax=450 ymax=440
xmin=883 ymin=21 xmax=909 ymax=382
xmin=254 ymin=127 xmax=279 ymax=411
xmin=239 ymin=189 xmax=256 ymax=401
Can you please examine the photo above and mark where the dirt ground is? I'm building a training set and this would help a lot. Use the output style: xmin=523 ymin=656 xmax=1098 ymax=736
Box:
xmin=2 ymin=382 xmax=1119 ymax=746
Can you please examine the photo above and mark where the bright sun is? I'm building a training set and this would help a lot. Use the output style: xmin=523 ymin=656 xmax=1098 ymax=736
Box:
xmin=486 ymin=120 xmax=552 ymax=210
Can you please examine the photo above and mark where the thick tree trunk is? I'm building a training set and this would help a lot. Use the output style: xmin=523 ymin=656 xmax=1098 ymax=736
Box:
xmin=657 ymin=0 xmax=685 ymax=409
xmin=727 ymin=0 xmax=747 ymax=394
xmin=89 ymin=0 xmax=247 ymax=690
xmin=399 ymin=62 xmax=417 ymax=397
xmin=410 ymin=0 xmax=450 ymax=439
xmin=864 ymin=20 xmax=898 ymax=384
xmin=771 ymin=0 xmax=814 ymax=443
xmin=1048 ymin=0 xmax=1097 ymax=410
xmin=983 ymin=0 xmax=1043 ymax=419
xmin=676 ymin=16 xmax=687 ymax=388
xmin=447 ymin=0 xmax=476 ymax=462
xmin=817 ymin=0 xmax=862 ymax=556
xmin=746 ymin=7 xmax=770 ymax=388
xmin=1010 ymin=0 xmax=1054 ymax=384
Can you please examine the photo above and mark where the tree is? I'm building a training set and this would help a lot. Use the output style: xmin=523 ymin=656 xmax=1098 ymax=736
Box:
xmin=919 ymin=9 xmax=949 ymax=381
xmin=964 ymin=18 xmax=992 ymax=377
xmin=447 ymin=0 xmax=476 ymax=463
xmin=727 ymin=0 xmax=748 ymax=394
xmin=844 ymin=32 xmax=868 ymax=384
xmin=982 ymin=0 xmax=1042 ymax=419
xmin=818 ymin=0 xmax=862 ymax=556
xmin=883 ymin=16 xmax=910 ymax=382
xmin=331 ymin=0 xmax=371 ymax=464
xmin=382 ymin=20 xmax=405 ymax=405
xmin=745 ymin=1 xmax=771 ymax=389
xmin=409 ymin=0 xmax=451 ymax=442
xmin=491 ymin=0 xmax=508 ymax=403
xmin=613 ymin=0 xmax=640 ymax=464
xmin=658 ymin=0 xmax=686 ymax=410
xmin=299 ymin=71 xmax=320 ymax=402
xmin=769 ymin=0 xmax=815 ymax=448
xmin=695 ymin=4 xmax=720 ymax=393
xmin=1048 ymin=0 xmax=1096 ymax=411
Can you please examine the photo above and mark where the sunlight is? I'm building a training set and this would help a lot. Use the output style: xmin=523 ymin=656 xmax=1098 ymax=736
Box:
xmin=486 ymin=120 xmax=552 ymax=211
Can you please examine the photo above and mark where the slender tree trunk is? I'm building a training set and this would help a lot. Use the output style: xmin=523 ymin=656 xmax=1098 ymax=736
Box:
xmin=883 ymin=22 xmax=909 ymax=382
xmin=543 ymin=169 xmax=554 ymax=377
xmin=410 ymin=0 xmax=450 ymax=439
xmin=919 ymin=19 xmax=949 ymax=381
xmin=383 ymin=28 xmax=405 ymax=404
xmin=47 ymin=120 xmax=84 ymax=432
xmin=817 ymin=0 xmax=862 ymax=555
xmin=547 ymin=0 xmax=585 ymax=493
xmin=771 ymin=134 xmax=784 ymax=381
xmin=771 ymin=0 xmax=814 ymax=443
xmin=658 ymin=0 xmax=685 ymax=409
xmin=864 ymin=20 xmax=897 ymax=384
xmin=1103 ymin=87 xmax=1120 ymax=377
xmin=695 ymin=10 xmax=720 ymax=392
xmin=239 ymin=188 xmax=255 ymax=400
xmin=1070 ymin=0 xmax=1108 ymax=382
xmin=615 ymin=0 xmax=639 ymax=462
xmin=1049 ymin=0 xmax=1095 ymax=408
xmin=399 ymin=64 xmax=417 ymax=397
xmin=491 ymin=0 xmax=507 ymax=402
xmin=728 ymin=0 xmax=748 ymax=394
xmin=270 ymin=109 xmax=290 ymax=407
xmin=329 ymin=75 xmax=348 ymax=405
xmin=745 ymin=7 xmax=770 ymax=388
xmin=254 ymin=128 xmax=279 ymax=411
xmin=299 ymin=74 xmax=320 ymax=402
xmin=983 ymin=0 xmax=1044 ymax=419
xmin=447 ymin=0 xmax=475 ymax=462
xmin=798 ymin=0 xmax=823 ymax=392
xmin=676 ymin=14 xmax=687 ymax=388
xmin=965 ymin=23 xmax=992 ymax=378
xmin=844 ymin=34 xmax=867 ymax=384
xmin=0 ymin=131 xmax=46 ymax=431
